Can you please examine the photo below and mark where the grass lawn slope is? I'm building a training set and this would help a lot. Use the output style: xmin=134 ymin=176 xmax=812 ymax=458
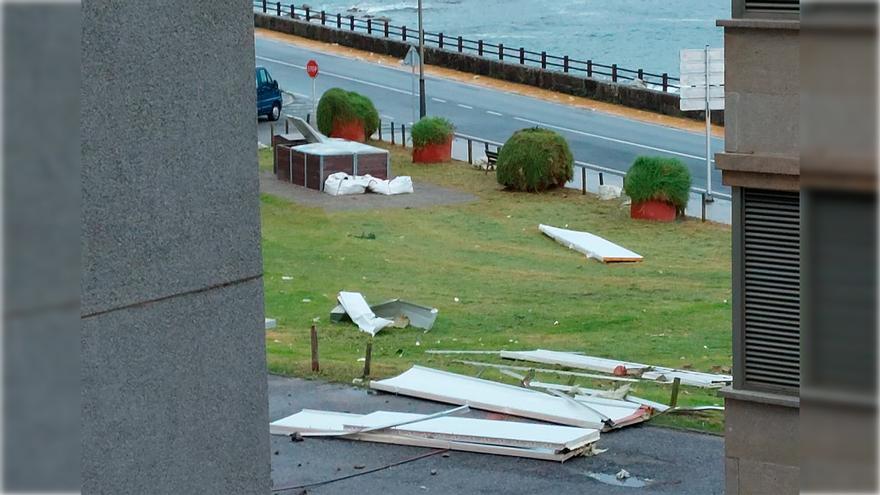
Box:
xmin=259 ymin=144 xmax=732 ymax=432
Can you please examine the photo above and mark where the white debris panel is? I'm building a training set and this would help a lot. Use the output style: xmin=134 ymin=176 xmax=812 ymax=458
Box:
xmin=336 ymin=291 xmax=394 ymax=336
xmin=501 ymin=349 xmax=732 ymax=388
xmin=270 ymin=409 xmax=600 ymax=461
xmin=324 ymin=172 xmax=413 ymax=196
xmin=369 ymin=366 xmax=651 ymax=431
xmin=538 ymin=224 xmax=642 ymax=263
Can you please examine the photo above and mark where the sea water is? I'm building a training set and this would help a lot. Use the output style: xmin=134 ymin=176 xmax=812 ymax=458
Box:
xmin=304 ymin=0 xmax=727 ymax=76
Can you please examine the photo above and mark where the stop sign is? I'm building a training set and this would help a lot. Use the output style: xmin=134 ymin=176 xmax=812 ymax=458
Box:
xmin=306 ymin=59 xmax=319 ymax=78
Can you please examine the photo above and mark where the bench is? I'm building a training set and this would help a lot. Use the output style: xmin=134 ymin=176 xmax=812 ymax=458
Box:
xmin=484 ymin=144 xmax=501 ymax=173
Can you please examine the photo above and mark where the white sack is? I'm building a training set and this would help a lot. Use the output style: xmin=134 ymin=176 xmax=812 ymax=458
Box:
xmin=367 ymin=176 xmax=414 ymax=195
xmin=323 ymin=173 xmax=371 ymax=196
xmin=597 ymin=185 xmax=622 ymax=200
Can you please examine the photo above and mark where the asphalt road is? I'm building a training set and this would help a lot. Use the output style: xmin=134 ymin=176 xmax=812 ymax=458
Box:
xmin=268 ymin=374 xmax=724 ymax=494
xmin=254 ymin=35 xmax=727 ymax=196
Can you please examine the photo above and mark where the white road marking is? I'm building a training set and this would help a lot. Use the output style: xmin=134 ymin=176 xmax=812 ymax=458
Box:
xmin=513 ymin=116 xmax=712 ymax=162
xmin=486 ymin=110 xmax=504 ymax=117
xmin=256 ymin=55 xmax=412 ymax=96
xmin=381 ymin=115 xmax=395 ymax=120
xmin=431 ymin=98 xmax=448 ymax=103
xmin=457 ymin=104 xmax=474 ymax=110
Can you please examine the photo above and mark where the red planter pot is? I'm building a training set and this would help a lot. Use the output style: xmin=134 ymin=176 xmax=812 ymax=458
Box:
xmin=330 ymin=119 xmax=366 ymax=142
xmin=631 ymin=200 xmax=677 ymax=222
xmin=412 ymin=138 xmax=453 ymax=163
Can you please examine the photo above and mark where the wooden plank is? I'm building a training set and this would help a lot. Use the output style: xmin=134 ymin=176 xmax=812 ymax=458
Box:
xmin=454 ymin=360 xmax=639 ymax=383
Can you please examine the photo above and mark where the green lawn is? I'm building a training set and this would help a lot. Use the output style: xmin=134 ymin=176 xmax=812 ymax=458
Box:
xmin=259 ymin=144 xmax=732 ymax=433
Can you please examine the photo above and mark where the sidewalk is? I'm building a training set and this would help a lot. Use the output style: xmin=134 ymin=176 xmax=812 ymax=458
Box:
xmin=268 ymin=375 xmax=724 ymax=494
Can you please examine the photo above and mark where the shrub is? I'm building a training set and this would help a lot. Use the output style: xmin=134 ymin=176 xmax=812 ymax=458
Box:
xmin=495 ymin=128 xmax=573 ymax=192
xmin=411 ymin=117 xmax=455 ymax=147
xmin=316 ymin=88 xmax=380 ymax=137
xmin=623 ymin=156 xmax=692 ymax=211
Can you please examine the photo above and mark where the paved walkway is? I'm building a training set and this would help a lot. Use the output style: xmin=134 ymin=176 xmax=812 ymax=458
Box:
xmin=268 ymin=375 xmax=724 ymax=494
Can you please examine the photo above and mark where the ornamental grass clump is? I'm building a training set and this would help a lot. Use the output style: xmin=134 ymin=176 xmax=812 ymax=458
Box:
xmin=495 ymin=128 xmax=573 ymax=192
xmin=623 ymin=156 xmax=692 ymax=212
xmin=411 ymin=117 xmax=455 ymax=147
xmin=316 ymin=88 xmax=380 ymax=137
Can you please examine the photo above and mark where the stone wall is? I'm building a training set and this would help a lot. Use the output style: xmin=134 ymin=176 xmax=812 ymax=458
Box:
xmin=82 ymin=3 xmax=270 ymax=494
xmin=255 ymin=13 xmax=724 ymax=124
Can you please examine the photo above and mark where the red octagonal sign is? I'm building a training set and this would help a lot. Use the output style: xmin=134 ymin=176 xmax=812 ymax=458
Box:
xmin=306 ymin=59 xmax=319 ymax=78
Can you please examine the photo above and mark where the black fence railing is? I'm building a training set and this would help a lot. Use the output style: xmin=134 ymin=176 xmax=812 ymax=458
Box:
xmin=254 ymin=2 xmax=680 ymax=92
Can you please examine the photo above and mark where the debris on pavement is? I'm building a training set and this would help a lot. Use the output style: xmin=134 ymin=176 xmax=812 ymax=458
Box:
xmin=265 ymin=318 xmax=277 ymax=330
xmin=369 ymin=365 xmax=651 ymax=431
xmin=332 ymin=297 xmax=439 ymax=331
xmin=538 ymin=224 xmax=643 ymax=263
xmin=500 ymin=349 xmax=732 ymax=388
xmin=270 ymin=407 xmax=600 ymax=462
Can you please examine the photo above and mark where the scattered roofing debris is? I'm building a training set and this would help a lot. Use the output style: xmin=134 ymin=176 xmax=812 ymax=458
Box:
xmin=369 ymin=366 xmax=651 ymax=431
xmin=265 ymin=318 xmax=277 ymax=330
xmin=332 ymin=297 xmax=439 ymax=331
xmin=500 ymin=349 xmax=732 ymax=388
xmin=270 ymin=408 xmax=600 ymax=462
xmin=336 ymin=291 xmax=394 ymax=336
xmin=538 ymin=224 xmax=643 ymax=263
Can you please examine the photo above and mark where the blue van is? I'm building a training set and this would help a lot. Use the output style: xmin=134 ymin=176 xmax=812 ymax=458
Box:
xmin=256 ymin=66 xmax=283 ymax=121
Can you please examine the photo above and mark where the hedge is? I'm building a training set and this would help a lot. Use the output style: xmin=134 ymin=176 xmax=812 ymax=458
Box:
xmin=496 ymin=128 xmax=573 ymax=192
xmin=316 ymin=88 xmax=380 ymax=137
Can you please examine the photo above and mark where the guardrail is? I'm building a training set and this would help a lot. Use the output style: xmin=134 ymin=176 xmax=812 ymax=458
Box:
xmin=253 ymin=1 xmax=680 ymax=92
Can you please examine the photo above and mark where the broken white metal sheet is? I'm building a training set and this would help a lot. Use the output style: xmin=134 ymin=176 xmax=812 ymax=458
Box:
xmin=336 ymin=291 xmax=394 ymax=336
xmin=270 ymin=409 xmax=599 ymax=461
xmin=370 ymin=366 xmax=649 ymax=430
xmin=501 ymin=350 xmax=651 ymax=375
xmin=538 ymin=224 xmax=643 ymax=263
xmin=502 ymin=350 xmax=732 ymax=388
xmin=332 ymin=298 xmax=439 ymax=330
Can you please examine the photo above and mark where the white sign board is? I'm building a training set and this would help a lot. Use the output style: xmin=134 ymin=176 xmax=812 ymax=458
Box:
xmin=680 ymin=47 xmax=724 ymax=198
xmin=679 ymin=47 xmax=725 ymax=112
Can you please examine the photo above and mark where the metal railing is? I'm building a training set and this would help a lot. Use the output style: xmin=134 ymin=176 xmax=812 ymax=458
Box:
xmin=254 ymin=1 xmax=681 ymax=92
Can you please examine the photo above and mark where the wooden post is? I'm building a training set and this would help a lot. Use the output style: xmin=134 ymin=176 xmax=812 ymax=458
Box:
xmin=401 ymin=124 xmax=406 ymax=146
xmin=612 ymin=64 xmax=618 ymax=82
xmin=662 ymin=73 xmax=669 ymax=92
xmin=310 ymin=325 xmax=320 ymax=373
xmin=467 ymin=139 xmax=473 ymax=164
xmin=599 ymin=172 xmax=604 ymax=186
xmin=321 ymin=11 xmax=326 ymax=25
xmin=384 ymin=21 xmax=389 ymax=37
xmin=269 ymin=123 xmax=274 ymax=144
xmin=391 ymin=122 xmax=396 ymax=145
xmin=276 ymin=2 xmax=280 ymax=16
xmin=285 ymin=118 xmax=289 ymax=134
xmin=402 ymin=25 xmax=407 ymax=41
xmin=499 ymin=43 xmax=504 ymax=61
xmin=701 ymin=193 xmax=707 ymax=222
xmin=367 ymin=18 xmax=372 ymax=34
xmin=669 ymin=377 xmax=681 ymax=408
xmin=637 ymin=68 xmax=644 ymax=80
xmin=581 ymin=167 xmax=586 ymax=195
xmin=458 ymin=36 xmax=463 ymax=53
xmin=304 ymin=6 xmax=310 ymax=20
xmin=541 ymin=51 xmax=547 ymax=69
xmin=378 ymin=120 xmax=383 ymax=141
xmin=478 ymin=40 xmax=483 ymax=56
xmin=349 ymin=15 xmax=355 ymax=30
xmin=519 ymin=47 xmax=525 ymax=65
xmin=587 ymin=60 xmax=593 ymax=78
xmin=337 ymin=13 xmax=341 ymax=28
xmin=564 ymin=55 xmax=569 ymax=73
xmin=439 ymin=32 xmax=444 ymax=49
xmin=362 ymin=341 xmax=373 ymax=378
